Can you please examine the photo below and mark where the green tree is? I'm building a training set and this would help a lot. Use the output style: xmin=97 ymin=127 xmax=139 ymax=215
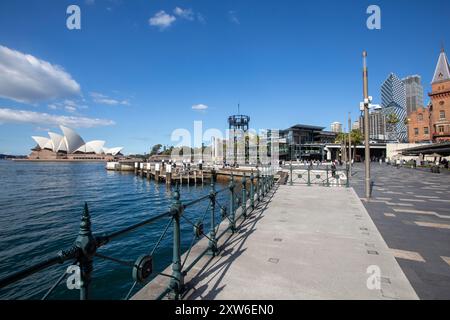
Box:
xmin=386 ymin=112 xmax=399 ymax=125
xmin=350 ymin=129 xmax=363 ymax=161
xmin=150 ymin=144 xmax=162 ymax=156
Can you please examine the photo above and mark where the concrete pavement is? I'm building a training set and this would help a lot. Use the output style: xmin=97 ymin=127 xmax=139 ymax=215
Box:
xmin=351 ymin=162 xmax=450 ymax=299
xmin=133 ymin=184 xmax=418 ymax=300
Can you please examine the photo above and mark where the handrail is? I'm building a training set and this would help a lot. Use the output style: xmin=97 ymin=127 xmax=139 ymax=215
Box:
xmin=0 ymin=167 xmax=277 ymax=300
xmin=282 ymin=163 xmax=350 ymax=187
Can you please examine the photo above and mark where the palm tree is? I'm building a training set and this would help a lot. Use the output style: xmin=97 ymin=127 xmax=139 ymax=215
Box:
xmin=350 ymin=129 xmax=363 ymax=161
xmin=386 ymin=112 xmax=399 ymax=141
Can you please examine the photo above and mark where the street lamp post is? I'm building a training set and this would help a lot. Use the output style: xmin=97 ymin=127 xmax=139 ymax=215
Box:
xmin=362 ymin=51 xmax=371 ymax=199
xmin=348 ymin=112 xmax=352 ymax=175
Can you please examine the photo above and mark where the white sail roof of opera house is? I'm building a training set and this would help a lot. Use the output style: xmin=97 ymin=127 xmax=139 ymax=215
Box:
xmin=32 ymin=125 xmax=123 ymax=156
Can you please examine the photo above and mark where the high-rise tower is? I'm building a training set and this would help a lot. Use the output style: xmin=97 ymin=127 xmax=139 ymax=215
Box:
xmin=381 ymin=73 xmax=407 ymax=142
xmin=402 ymin=75 xmax=424 ymax=115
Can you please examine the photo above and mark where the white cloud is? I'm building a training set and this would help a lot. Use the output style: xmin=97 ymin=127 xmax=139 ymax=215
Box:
xmin=149 ymin=11 xmax=176 ymax=30
xmin=90 ymin=92 xmax=130 ymax=106
xmin=174 ymin=7 xmax=194 ymax=21
xmin=65 ymin=105 xmax=77 ymax=113
xmin=0 ymin=45 xmax=81 ymax=104
xmin=0 ymin=108 xmax=115 ymax=128
xmin=47 ymin=99 xmax=88 ymax=112
xmin=192 ymin=104 xmax=208 ymax=111
xmin=229 ymin=11 xmax=240 ymax=25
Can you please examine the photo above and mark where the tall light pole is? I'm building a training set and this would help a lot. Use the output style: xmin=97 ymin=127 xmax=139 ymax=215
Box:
xmin=362 ymin=51 xmax=371 ymax=199
xmin=348 ymin=112 xmax=352 ymax=175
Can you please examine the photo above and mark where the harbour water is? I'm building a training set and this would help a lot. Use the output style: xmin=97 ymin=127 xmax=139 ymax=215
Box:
xmin=0 ymin=160 xmax=227 ymax=299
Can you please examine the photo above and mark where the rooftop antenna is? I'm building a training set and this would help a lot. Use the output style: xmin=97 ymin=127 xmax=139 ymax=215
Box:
xmin=238 ymin=103 xmax=240 ymax=115
xmin=441 ymin=41 xmax=445 ymax=53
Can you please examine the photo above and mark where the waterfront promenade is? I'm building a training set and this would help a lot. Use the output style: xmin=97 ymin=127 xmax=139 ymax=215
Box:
xmin=133 ymin=183 xmax=418 ymax=300
xmin=352 ymin=163 xmax=450 ymax=299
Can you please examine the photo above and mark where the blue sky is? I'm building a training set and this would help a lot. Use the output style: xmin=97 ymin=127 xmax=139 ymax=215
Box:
xmin=0 ymin=0 xmax=449 ymax=155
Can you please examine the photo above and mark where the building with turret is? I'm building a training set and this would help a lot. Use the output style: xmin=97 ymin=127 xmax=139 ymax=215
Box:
xmin=408 ymin=47 xmax=450 ymax=143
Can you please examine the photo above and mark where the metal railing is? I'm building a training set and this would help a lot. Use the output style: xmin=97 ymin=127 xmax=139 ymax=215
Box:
xmin=284 ymin=163 xmax=350 ymax=187
xmin=0 ymin=169 xmax=276 ymax=300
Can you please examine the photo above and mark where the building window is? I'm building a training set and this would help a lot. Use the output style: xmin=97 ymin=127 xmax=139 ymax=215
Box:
xmin=438 ymin=126 xmax=444 ymax=133
xmin=418 ymin=113 xmax=423 ymax=121
xmin=440 ymin=110 xmax=445 ymax=119
xmin=424 ymin=127 xmax=429 ymax=135
xmin=414 ymin=128 xmax=419 ymax=136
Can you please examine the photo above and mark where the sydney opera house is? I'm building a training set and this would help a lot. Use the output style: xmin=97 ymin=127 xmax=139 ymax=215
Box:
xmin=29 ymin=126 xmax=123 ymax=161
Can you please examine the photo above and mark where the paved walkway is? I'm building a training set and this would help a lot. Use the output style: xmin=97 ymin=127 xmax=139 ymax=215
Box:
xmin=133 ymin=184 xmax=417 ymax=300
xmin=351 ymin=163 xmax=450 ymax=299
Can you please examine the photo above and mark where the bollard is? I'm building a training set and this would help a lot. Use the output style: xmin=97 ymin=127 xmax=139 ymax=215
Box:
xmin=76 ymin=203 xmax=97 ymax=300
xmin=307 ymin=166 xmax=311 ymax=186
xmin=208 ymin=180 xmax=218 ymax=256
xmin=289 ymin=163 xmax=293 ymax=186
xmin=169 ymin=185 xmax=184 ymax=299
xmin=326 ymin=166 xmax=330 ymax=187
xmin=256 ymin=171 xmax=261 ymax=202
xmin=250 ymin=171 xmax=255 ymax=210
xmin=228 ymin=174 xmax=236 ymax=232
xmin=346 ymin=165 xmax=350 ymax=188
xmin=242 ymin=173 xmax=247 ymax=218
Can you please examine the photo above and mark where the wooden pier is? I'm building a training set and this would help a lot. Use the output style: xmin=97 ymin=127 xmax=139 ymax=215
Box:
xmin=106 ymin=160 xmax=277 ymax=186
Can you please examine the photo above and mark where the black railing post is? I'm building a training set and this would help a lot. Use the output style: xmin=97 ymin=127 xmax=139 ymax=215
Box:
xmin=75 ymin=202 xmax=97 ymax=300
xmin=256 ymin=171 xmax=261 ymax=202
xmin=261 ymin=168 xmax=266 ymax=197
xmin=250 ymin=171 xmax=255 ymax=210
xmin=208 ymin=179 xmax=218 ymax=256
xmin=229 ymin=174 xmax=236 ymax=233
xmin=242 ymin=173 xmax=247 ymax=218
xmin=169 ymin=185 xmax=184 ymax=299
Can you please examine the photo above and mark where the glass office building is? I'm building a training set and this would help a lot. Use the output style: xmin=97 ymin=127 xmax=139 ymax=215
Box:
xmin=402 ymin=75 xmax=424 ymax=115
xmin=381 ymin=73 xmax=408 ymax=142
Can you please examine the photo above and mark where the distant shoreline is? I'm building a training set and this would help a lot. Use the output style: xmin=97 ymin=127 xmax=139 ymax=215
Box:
xmin=12 ymin=159 xmax=108 ymax=163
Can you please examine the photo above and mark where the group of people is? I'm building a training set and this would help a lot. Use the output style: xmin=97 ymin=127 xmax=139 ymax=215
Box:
xmin=159 ymin=159 xmax=204 ymax=172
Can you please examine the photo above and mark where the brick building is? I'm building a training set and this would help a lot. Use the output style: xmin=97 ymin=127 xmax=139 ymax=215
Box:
xmin=408 ymin=47 xmax=450 ymax=143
